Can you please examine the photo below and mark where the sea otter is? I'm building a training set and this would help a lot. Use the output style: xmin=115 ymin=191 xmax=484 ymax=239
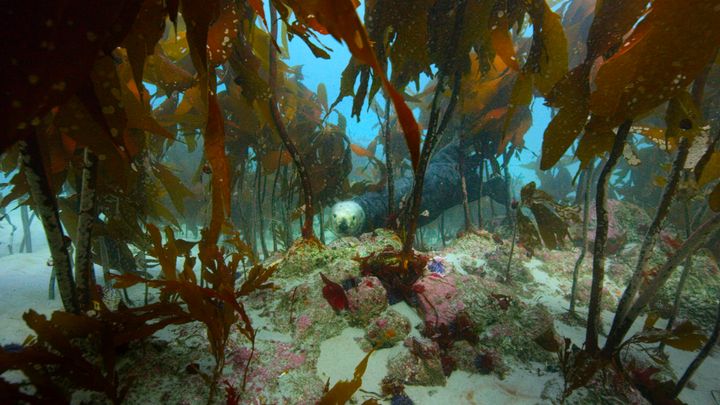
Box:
xmin=331 ymin=142 xmax=507 ymax=236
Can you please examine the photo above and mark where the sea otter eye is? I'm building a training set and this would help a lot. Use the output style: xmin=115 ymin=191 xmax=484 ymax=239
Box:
xmin=352 ymin=215 xmax=356 ymax=220
xmin=333 ymin=214 xmax=337 ymax=218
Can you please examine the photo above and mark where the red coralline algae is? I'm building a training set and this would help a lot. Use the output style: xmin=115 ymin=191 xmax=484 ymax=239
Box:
xmin=412 ymin=274 xmax=464 ymax=330
xmin=228 ymin=342 xmax=307 ymax=395
xmin=347 ymin=276 xmax=388 ymax=325
xmin=295 ymin=314 xmax=312 ymax=334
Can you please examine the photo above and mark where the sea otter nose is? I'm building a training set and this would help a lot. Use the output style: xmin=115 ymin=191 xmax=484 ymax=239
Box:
xmin=338 ymin=221 xmax=349 ymax=232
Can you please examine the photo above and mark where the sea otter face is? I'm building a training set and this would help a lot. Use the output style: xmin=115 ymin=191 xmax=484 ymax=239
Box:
xmin=330 ymin=201 xmax=365 ymax=236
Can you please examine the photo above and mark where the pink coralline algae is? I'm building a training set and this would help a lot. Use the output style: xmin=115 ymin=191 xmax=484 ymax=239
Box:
xmin=295 ymin=314 xmax=312 ymax=334
xmin=412 ymin=273 xmax=465 ymax=330
xmin=347 ymin=276 xmax=388 ymax=325
xmin=228 ymin=342 xmax=307 ymax=395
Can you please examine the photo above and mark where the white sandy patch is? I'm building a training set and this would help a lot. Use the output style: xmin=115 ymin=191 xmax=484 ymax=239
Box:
xmin=0 ymin=250 xmax=60 ymax=344
xmin=0 ymin=249 xmax=115 ymax=345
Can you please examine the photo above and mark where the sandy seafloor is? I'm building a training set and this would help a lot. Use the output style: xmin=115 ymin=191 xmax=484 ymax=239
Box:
xmin=0 ymin=207 xmax=719 ymax=405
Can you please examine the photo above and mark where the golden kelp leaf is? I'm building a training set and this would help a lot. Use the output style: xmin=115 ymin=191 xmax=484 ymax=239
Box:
xmin=490 ymin=19 xmax=520 ymax=71
xmin=663 ymin=321 xmax=708 ymax=352
xmin=532 ymin=2 xmax=568 ymax=96
xmin=517 ymin=209 xmax=542 ymax=253
xmin=207 ymin=2 xmax=239 ymax=66
xmin=585 ymin=0 xmax=649 ymax=60
xmin=284 ymin=0 xmax=421 ymax=171
xmin=204 ymin=91 xmax=231 ymax=245
xmin=0 ymin=1 xmax=141 ymax=152
xmin=539 ymin=0 xmax=647 ymax=169
xmin=144 ymin=53 xmax=195 ymax=94
xmin=504 ymin=72 xmax=533 ymax=134
xmin=520 ymin=182 xmax=577 ymax=250
xmin=318 ymin=350 xmax=373 ymax=405
xmin=122 ymin=79 xmax=176 ymax=140
xmin=643 ymin=312 xmax=660 ymax=331
xmin=147 ymin=223 xmax=179 ymax=281
xmin=317 ymin=83 xmax=328 ymax=111
xmin=154 ymin=163 xmax=194 ymax=214
xmin=664 ymin=91 xmax=704 ymax=141
xmin=698 ymin=152 xmax=720 ymax=187
xmin=387 ymin=0 xmax=434 ymax=89
xmin=710 ymin=183 xmax=720 ymax=212
xmin=160 ymin=30 xmax=190 ymax=61
xmin=180 ymin=0 xmax=220 ymax=104
xmin=575 ymin=124 xmax=616 ymax=167
xmin=88 ymin=56 xmax=128 ymax=146
xmin=460 ymin=53 xmax=508 ymax=115
xmin=175 ymin=86 xmax=203 ymax=116
xmin=261 ymin=150 xmax=292 ymax=174
xmin=122 ymin=0 xmax=167 ymax=94
xmin=590 ymin=0 xmax=720 ymax=127
xmin=350 ymin=143 xmax=375 ymax=158
xmin=53 ymin=97 xmax=127 ymax=180
xmin=541 ymin=100 xmax=588 ymax=170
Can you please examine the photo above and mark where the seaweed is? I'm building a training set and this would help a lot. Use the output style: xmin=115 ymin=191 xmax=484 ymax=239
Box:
xmin=0 ymin=302 xmax=191 ymax=404
xmin=355 ymin=248 xmax=428 ymax=305
xmin=320 ymin=272 xmax=350 ymax=311
xmin=112 ymin=223 xmax=276 ymax=401
xmin=318 ymin=350 xmax=374 ymax=405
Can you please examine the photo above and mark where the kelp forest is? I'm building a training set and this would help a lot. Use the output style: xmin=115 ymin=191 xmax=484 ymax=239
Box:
xmin=1 ymin=0 xmax=720 ymax=404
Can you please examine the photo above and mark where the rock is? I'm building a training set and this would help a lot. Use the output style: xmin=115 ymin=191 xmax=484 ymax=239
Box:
xmin=412 ymin=273 xmax=465 ymax=330
xmin=541 ymin=368 xmax=650 ymax=405
xmin=356 ymin=228 xmax=403 ymax=256
xmin=587 ymin=199 xmax=650 ymax=255
xmin=484 ymin=246 xmax=533 ymax=283
xmin=472 ymin=348 xmax=506 ymax=376
xmin=274 ymin=240 xmax=335 ymax=280
xmin=525 ymin=306 xmax=562 ymax=353
xmin=271 ymin=280 xmax=348 ymax=344
xmin=363 ymin=308 xmax=411 ymax=349
xmin=347 ymin=276 xmax=388 ymax=326
xmin=386 ymin=337 xmax=446 ymax=386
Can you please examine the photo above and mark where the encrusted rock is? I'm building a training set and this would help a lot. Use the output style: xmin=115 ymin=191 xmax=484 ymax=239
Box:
xmin=347 ymin=276 xmax=388 ymax=326
xmin=387 ymin=338 xmax=446 ymax=386
xmin=524 ymin=305 xmax=562 ymax=353
xmin=362 ymin=308 xmax=411 ymax=349
xmin=412 ymin=273 xmax=464 ymax=330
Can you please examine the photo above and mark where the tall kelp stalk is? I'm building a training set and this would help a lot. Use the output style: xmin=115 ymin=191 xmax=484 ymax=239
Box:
xmin=74 ymin=148 xmax=99 ymax=311
xmin=660 ymin=61 xmax=717 ymax=353
xmin=604 ymin=136 xmax=691 ymax=352
xmin=20 ymin=205 xmax=32 ymax=253
xmin=18 ymin=132 xmax=79 ymax=314
xmin=400 ymin=0 xmax=468 ymax=257
xmin=502 ymin=147 xmax=515 ymax=225
xmin=384 ymin=100 xmax=396 ymax=226
xmin=476 ymin=149 xmax=485 ymax=229
xmin=255 ymin=164 xmax=269 ymax=258
xmin=401 ymin=71 xmax=463 ymax=256
xmin=569 ymin=161 xmax=594 ymax=316
xmin=658 ymin=198 xmax=694 ymax=354
xmin=585 ymin=120 xmax=631 ymax=352
xmin=504 ymin=201 xmax=518 ymax=282
xmin=604 ymin=213 xmax=720 ymax=355
xmin=268 ymin=4 xmax=316 ymax=241
xmin=458 ymin=127 xmax=475 ymax=232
